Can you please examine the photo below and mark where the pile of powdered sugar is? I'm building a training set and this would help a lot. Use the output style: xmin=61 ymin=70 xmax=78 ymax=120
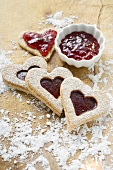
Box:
xmin=0 ymin=11 xmax=113 ymax=170
xmin=38 ymin=11 xmax=78 ymax=31
xmin=0 ymin=105 xmax=113 ymax=170
xmin=24 ymin=155 xmax=51 ymax=170
xmin=46 ymin=11 xmax=73 ymax=30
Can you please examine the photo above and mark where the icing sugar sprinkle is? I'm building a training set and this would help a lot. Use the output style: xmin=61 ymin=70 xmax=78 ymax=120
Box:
xmin=25 ymin=155 xmax=51 ymax=170
xmin=0 ymin=50 xmax=12 ymax=94
xmin=0 ymin=108 xmax=113 ymax=170
xmin=38 ymin=11 xmax=78 ymax=31
xmin=46 ymin=11 xmax=73 ymax=30
xmin=0 ymin=11 xmax=113 ymax=170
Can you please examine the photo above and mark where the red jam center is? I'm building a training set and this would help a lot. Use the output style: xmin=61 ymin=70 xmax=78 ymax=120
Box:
xmin=40 ymin=76 xmax=64 ymax=99
xmin=70 ymin=90 xmax=97 ymax=116
xmin=17 ymin=65 xmax=39 ymax=81
xmin=23 ymin=30 xmax=57 ymax=57
xmin=59 ymin=31 xmax=100 ymax=61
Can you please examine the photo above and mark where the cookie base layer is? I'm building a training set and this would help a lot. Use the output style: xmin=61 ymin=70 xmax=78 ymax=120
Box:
xmin=26 ymin=82 xmax=62 ymax=116
xmin=3 ymin=78 xmax=29 ymax=93
xmin=18 ymin=29 xmax=56 ymax=61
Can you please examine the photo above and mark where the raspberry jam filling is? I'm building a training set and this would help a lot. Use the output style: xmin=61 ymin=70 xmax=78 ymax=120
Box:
xmin=17 ymin=66 xmax=39 ymax=81
xmin=59 ymin=31 xmax=100 ymax=61
xmin=70 ymin=90 xmax=97 ymax=116
xmin=23 ymin=29 xmax=57 ymax=57
xmin=40 ymin=76 xmax=64 ymax=99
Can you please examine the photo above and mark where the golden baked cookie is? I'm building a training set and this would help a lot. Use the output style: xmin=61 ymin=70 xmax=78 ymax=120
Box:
xmin=2 ymin=56 xmax=47 ymax=93
xmin=60 ymin=77 xmax=110 ymax=131
xmin=25 ymin=67 xmax=73 ymax=116
xmin=18 ymin=29 xmax=57 ymax=61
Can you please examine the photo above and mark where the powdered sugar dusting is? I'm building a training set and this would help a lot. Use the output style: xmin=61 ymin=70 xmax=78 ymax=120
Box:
xmin=38 ymin=11 xmax=78 ymax=31
xmin=0 ymin=11 xmax=113 ymax=170
xmin=0 ymin=107 xmax=112 ymax=169
xmin=0 ymin=50 xmax=12 ymax=94
xmin=0 ymin=120 xmax=12 ymax=138
xmin=25 ymin=155 xmax=50 ymax=170
xmin=12 ymin=90 xmax=23 ymax=102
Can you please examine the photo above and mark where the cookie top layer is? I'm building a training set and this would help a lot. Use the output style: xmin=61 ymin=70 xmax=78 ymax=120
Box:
xmin=60 ymin=77 xmax=110 ymax=131
xmin=2 ymin=56 xmax=47 ymax=93
xmin=26 ymin=67 xmax=73 ymax=116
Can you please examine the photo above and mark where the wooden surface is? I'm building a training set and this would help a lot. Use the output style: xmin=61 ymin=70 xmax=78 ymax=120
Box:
xmin=0 ymin=0 xmax=113 ymax=170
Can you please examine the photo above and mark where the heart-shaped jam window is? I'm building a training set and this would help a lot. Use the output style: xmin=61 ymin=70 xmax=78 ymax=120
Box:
xmin=17 ymin=65 xmax=39 ymax=81
xmin=40 ymin=76 xmax=64 ymax=99
xmin=70 ymin=90 xmax=97 ymax=116
xmin=23 ymin=29 xmax=57 ymax=57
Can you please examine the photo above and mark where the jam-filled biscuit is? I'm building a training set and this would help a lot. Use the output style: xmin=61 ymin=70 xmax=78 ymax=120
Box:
xmin=25 ymin=67 xmax=73 ymax=116
xmin=60 ymin=77 xmax=110 ymax=131
xmin=18 ymin=29 xmax=57 ymax=61
xmin=2 ymin=56 xmax=47 ymax=93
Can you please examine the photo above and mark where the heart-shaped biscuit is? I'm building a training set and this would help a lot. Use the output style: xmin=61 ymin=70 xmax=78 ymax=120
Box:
xmin=2 ymin=56 xmax=47 ymax=93
xmin=60 ymin=77 xmax=110 ymax=131
xmin=18 ymin=29 xmax=57 ymax=61
xmin=25 ymin=67 xmax=73 ymax=116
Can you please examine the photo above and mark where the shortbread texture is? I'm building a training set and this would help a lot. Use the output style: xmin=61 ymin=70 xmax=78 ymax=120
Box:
xmin=26 ymin=67 xmax=73 ymax=116
xmin=2 ymin=56 xmax=47 ymax=93
xmin=60 ymin=77 xmax=110 ymax=131
xmin=18 ymin=29 xmax=57 ymax=61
